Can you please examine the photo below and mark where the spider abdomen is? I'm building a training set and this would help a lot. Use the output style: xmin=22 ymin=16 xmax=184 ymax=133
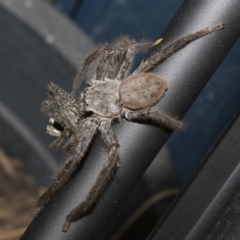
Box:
xmin=119 ymin=73 xmax=167 ymax=110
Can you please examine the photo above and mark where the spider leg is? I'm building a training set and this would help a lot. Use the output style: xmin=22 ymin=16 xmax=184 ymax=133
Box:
xmin=41 ymin=100 xmax=62 ymax=123
xmin=124 ymin=107 xmax=183 ymax=130
xmin=42 ymin=97 xmax=77 ymax=151
xmin=94 ymin=37 xmax=133 ymax=80
xmin=93 ymin=46 xmax=113 ymax=80
xmin=133 ymin=23 xmax=224 ymax=75
xmin=105 ymin=36 xmax=133 ymax=79
xmin=116 ymin=41 xmax=153 ymax=80
xmin=71 ymin=44 xmax=112 ymax=95
xmin=62 ymin=134 xmax=76 ymax=151
xmin=62 ymin=121 xmax=119 ymax=232
xmin=34 ymin=119 xmax=99 ymax=215
xmin=49 ymin=129 xmax=70 ymax=151
xmin=41 ymin=100 xmax=53 ymax=117
xmin=47 ymin=82 xmax=80 ymax=134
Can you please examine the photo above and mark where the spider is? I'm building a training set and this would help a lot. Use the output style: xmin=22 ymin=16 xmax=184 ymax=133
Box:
xmin=34 ymin=23 xmax=224 ymax=232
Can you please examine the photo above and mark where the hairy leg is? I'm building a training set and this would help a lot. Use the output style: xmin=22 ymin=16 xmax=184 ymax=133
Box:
xmin=41 ymin=100 xmax=63 ymax=124
xmin=62 ymin=134 xmax=76 ymax=151
xmin=46 ymin=82 xmax=80 ymax=134
xmin=49 ymin=129 xmax=70 ymax=151
xmin=41 ymin=100 xmax=69 ymax=141
xmin=133 ymin=23 xmax=224 ymax=74
xmin=71 ymin=44 xmax=112 ymax=95
xmin=124 ymin=107 xmax=183 ymax=130
xmin=93 ymin=46 xmax=113 ymax=80
xmin=105 ymin=36 xmax=133 ymax=79
xmin=34 ymin=119 xmax=99 ymax=215
xmin=62 ymin=121 xmax=120 ymax=232
xmin=116 ymin=41 xmax=153 ymax=80
xmin=93 ymin=37 xmax=133 ymax=80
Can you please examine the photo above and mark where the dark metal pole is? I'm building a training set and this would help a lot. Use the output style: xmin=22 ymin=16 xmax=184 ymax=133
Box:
xmin=21 ymin=0 xmax=240 ymax=239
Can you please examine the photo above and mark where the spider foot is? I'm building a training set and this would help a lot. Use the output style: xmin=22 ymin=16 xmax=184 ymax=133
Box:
xmin=62 ymin=219 xmax=71 ymax=232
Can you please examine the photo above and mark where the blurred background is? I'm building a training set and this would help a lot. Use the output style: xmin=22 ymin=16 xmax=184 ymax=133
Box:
xmin=0 ymin=0 xmax=239 ymax=239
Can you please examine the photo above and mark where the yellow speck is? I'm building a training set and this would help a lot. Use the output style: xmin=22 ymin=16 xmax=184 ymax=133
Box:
xmin=140 ymin=38 xmax=163 ymax=65
xmin=153 ymin=38 xmax=163 ymax=46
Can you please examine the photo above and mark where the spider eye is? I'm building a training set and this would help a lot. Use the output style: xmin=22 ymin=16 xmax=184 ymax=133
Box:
xmin=46 ymin=118 xmax=64 ymax=136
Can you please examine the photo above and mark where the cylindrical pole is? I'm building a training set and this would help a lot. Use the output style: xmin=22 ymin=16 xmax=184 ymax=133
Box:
xmin=21 ymin=0 xmax=240 ymax=239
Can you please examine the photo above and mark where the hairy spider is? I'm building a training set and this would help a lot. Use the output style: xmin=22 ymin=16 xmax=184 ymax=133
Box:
xmin=34 ymin=23 xmax=224 ymax=232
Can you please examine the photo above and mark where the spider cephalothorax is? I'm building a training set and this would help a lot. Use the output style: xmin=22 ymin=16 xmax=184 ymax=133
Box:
xmin=34 ymin=23 xmax=224 ymax=232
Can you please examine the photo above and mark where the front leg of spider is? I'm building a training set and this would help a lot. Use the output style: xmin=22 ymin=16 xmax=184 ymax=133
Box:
xmin=133 ymin=23 xmax=224 ymax=74
xmin=34 ymin=119 xmax=98 ymax=215
xmin=62 ymin=121 xmax=119 ymax=232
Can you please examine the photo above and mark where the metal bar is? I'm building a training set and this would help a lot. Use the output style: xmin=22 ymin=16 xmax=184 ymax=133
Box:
xmin=21 ymin=0 xmax=240 ymax=239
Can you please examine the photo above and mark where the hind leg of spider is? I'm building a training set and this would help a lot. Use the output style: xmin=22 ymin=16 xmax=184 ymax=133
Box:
xmin=34 ymin=119 xmax=99 ymax=215
xmin=133 ymin=23 xmax=224 ymax=74
xmin=62 ymin=121 xmax=119 ymax=232
xmin=92 ymin=37 xmax=133 ymax=81
xmin=94 ymin=37 xmax=151 ymax=80
xmin=104 ymin=36 xmax=133 ymax=79
xmin=116 ymin=41 xmax=153 ymax=80
xmin=71 ymin=43 xmax=112 ymax=95
xmin=124 ymin=107 xmax=183 ymax=130
xmin=92 ymin=45 xmax=115 ymax=81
